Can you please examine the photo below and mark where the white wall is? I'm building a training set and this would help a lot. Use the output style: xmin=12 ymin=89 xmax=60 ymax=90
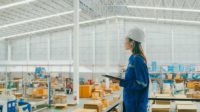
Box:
xmin=0 ymin=19 xmax=200 ymax=72
xmin=0 ymin=41 xmax=7 ymax=60
xmin=123 ymin=20 xmax=200 ymax=65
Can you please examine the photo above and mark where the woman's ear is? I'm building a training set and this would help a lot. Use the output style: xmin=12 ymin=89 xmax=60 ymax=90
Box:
xmin=131 ymin=41 xmax=134 ymax=47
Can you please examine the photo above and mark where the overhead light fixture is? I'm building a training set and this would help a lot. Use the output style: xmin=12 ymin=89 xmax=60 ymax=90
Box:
xmin=0 ymin=0 xmax=37 ymax=10
xmin=127 ymin=5 xmax=200 ymax=13
xmin=80 ymin=16 xmax=116 ymax=24
xmin=0 ymin=10 xmax=80 ymax=29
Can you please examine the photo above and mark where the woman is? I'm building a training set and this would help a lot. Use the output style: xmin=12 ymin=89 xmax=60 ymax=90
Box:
xmin=120 ymin=27 xmax=149 ymax=112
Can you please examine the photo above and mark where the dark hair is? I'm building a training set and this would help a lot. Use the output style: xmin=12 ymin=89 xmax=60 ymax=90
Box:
xmin=128 ymin=38 xmax=147 ymax=63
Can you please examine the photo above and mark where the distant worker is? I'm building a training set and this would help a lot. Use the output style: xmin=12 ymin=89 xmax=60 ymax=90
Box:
xmin=119 ymin=27 xmax=149 ymax=112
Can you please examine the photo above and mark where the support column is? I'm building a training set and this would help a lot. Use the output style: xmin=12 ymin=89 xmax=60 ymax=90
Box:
xmin=143 ymin=28 xmax=147 ymax=55
xmin=7 ymin=40 xmax=11 ymax=63
xmin=26 ymin=37 xmax=30 ymax=63
xmin=73 ymin=0 xmax=80 ymax=104
xmin=105 ymin=20 xmax=110 ymax=89
xmin=47 ymin=34 xmax=51 ymax=64
xmin=92 ymin=25 xmax=96 ymax=78
xmin=171 ymin=30 xmax=174 ymax=63
xmin=47 ymin=34 xmax=51 ymax=106
xmin=6 ymin=40 xmax=11 ymax=91
xmin=116 ymin=18 xmax=120 ymax=69
xmin=69 ymin=30 xmax=72 ymax=77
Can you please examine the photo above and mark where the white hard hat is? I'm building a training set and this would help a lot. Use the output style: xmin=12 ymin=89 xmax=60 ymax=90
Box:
xmin=127 ymin=27 xmax=145 ymax=43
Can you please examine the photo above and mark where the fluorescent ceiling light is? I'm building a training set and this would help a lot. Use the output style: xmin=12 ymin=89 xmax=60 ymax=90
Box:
xmin=0 ymin=0 xmax=36 ymax=10
xmin=127 ymin=5 xmax=200 ymax=13
xmin=1 ymin=16 xmax=200 ymax=41
xmin=0 ymin=10 xmax=79 ymax=29
xmin=1 ymin=24 xmax=73 ymax=40
xmin=80 ymin=16 xmax=116 ymax=24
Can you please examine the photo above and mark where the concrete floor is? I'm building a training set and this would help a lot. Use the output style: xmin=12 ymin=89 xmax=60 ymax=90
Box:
xmin=32 ymin=91 xmax=200 ymax=112
xmin=37 ymin=98 xmax=93 ymax=112
xmin=34 ymin=91 xmax=122 ymax=112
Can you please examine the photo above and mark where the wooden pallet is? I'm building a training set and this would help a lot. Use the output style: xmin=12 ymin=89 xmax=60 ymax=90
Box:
xmin=54 ymin=103 xmax=67 ymax=109
xmin=155 ymin=94 xmax=171 ymax=104
xmin=68 ymin=102 xmax=77 ymax=106
xmin=152 ymin=104 xmax=170 ymax=112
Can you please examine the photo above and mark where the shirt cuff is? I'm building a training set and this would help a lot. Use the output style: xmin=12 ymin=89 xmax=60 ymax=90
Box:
xmin=119 ymin=79 xmax=126 ymax=87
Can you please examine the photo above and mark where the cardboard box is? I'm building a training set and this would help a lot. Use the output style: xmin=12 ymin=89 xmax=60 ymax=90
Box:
xmin=187 ymin=81 xmax=199 ymax=89
xmin=105 ymin=89 xmax=112 ymax=94
xmin=155 ymin=94 xmax=171 ymax=97
xmin=32 ymin=88 xmax=47 ymax=98
xmin=110 ymin=83 xmax=120 ymax=91
xmin=175 ymin=101 xmax=193 ymax=105
xmin=101 ymin=83 xmax=106 ymax=91
xmin=167 ymin=73 xmax=173 ymax=79
xmin=155 ymin=100 xmax=170 ymax=105
xmin=73 ymin=109 xmax=97 ymax=112
xmin=53 ymin=94 xmax=67 ymax=104
xmin=14 ymin=93 xmax=23 ymax=98
xmin=175 ymin=73 xmax=181 ymax=79
xmin=174 ymin=95 xmax=187 ymax=98
xmin=0 ymin=84 xmax=4 ymax=88
xmin=84 ymin=101 xmax=102 ymax=112
xmin=194 ymin=84 xmax=200 ymax=91
xmin=177 ymin=105 xmax=197 ymax=112
xmin=91 ymin=92 xmax=100 ymax=99
xmin=94 ymin=84 xmax=101 ymax=91
xmin=152 ymin=104 xmax=170 ymax=112
xmin=186 ymin=92 xmax=193 ymax=98
xmin=155 ymin=94 xmax=171 ymax=104
xmin=79 ymin=85 xmax=92 ymax=98
xmin=192 ymin=91 xmax=200 ymax=98
xmin=101 ymin=98 xmax=109 ymax=108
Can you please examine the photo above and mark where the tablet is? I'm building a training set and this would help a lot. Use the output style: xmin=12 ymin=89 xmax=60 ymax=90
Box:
xmin=102 ymin=75 xmax=123 ymax=81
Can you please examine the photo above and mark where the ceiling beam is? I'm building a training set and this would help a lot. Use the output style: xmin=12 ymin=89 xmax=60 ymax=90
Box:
xmin=0 ymin=0 xmax=36 ymax=10
xmin=126 ymin=5 xmax=200 ymax=13
xmin=0 ymin=16 xmax=116 ymax=41
xmin=0 ymin=10 xmax=81 ymax=30
xmin=118 ymin=15 xmax=200 ymax=24
xmin=1 ymin=15 xmax=200 ymax=41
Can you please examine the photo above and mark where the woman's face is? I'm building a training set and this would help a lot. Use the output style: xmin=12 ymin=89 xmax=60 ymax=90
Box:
xmin=124 ymin=38 xmax=134 ymax=50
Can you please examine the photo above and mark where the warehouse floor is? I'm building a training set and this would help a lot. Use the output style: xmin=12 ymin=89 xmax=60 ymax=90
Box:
xmin=40 ymin=98 xmax=90 ymax=112
xmin=35 ymin=91 xmax=122 ymax=112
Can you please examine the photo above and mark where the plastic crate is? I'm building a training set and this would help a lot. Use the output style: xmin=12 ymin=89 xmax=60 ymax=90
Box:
xmin=7 ymin=100 xmax=16 ymax=112
xmin=0 ymin=105 xmax=3 ymax=112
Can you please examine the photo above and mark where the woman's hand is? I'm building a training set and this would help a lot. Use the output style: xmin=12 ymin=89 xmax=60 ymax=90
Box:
xmin=112 ymin=79 xmax=120 ymax=83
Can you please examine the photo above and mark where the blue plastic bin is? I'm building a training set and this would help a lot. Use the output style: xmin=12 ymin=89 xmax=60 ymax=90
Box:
xmin=168 ymin=65 xmax=174 ymax=72
xmin=0 ymin=105 xmax=3 ymax=112
xmin=7 ymin=100 xmax=16 ymax=112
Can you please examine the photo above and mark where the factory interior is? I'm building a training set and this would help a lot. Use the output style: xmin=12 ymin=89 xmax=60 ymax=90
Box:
xmin=0 ymin=0 xmax=200 ymax=112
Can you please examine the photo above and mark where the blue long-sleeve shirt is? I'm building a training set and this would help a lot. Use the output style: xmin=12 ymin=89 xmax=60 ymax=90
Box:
xmin=120 ymin=54 xmax=149 ymax=112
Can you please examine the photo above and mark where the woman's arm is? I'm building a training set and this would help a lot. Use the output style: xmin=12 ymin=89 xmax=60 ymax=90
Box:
xmin=119 ymin=56 xmax=148 ymax=91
